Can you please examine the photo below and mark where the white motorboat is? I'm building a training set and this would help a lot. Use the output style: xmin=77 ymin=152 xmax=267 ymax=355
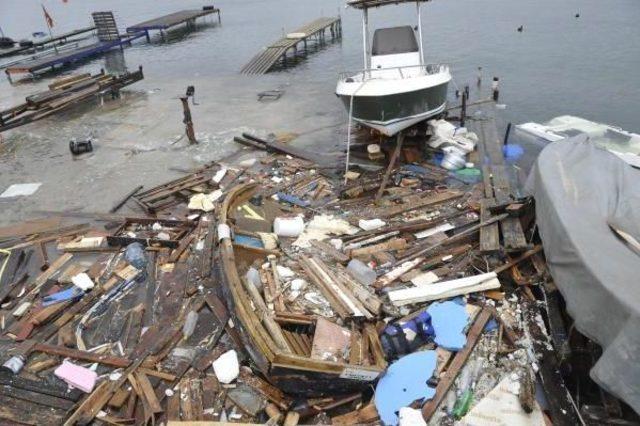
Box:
xmin=336 ymin=0 xmax=451 ymax=137
xmin=516 ymin=115 xmax=640 ymax=167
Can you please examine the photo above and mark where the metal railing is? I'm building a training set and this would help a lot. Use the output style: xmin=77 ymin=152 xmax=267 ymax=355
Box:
xmin=339 ymin=63 xmax=448 ymax=82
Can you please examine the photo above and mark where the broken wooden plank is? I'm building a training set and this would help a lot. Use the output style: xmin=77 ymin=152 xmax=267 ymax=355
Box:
xmin=422 ymin=306 xmax=492 ymax=421
xmin=374 ymin=190 xmax=463 ymax=219
xmin=375 ymin=132 xmax=404 ymax=204
xmin=388 ymin=272 xmax=501 ymax=306
xmin=479 ymin=198 xmax=500 ymax=253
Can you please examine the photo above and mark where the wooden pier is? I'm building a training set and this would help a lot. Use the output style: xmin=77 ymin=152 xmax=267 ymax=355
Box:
xmin=126 ymin=8 xmax=221 ymax=41
xmin=241 ymin=17 xmax=342 ymax=75
xmin=467 ymin=102 xmax=530 ymax=254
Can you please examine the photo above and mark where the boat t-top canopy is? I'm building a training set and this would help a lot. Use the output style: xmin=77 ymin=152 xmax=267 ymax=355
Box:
xmin=347 ymin=0 xmax=430 ymax=9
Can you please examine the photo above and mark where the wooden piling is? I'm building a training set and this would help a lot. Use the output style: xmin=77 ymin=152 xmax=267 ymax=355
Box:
xmin=180 ymin=97 xmax=197 ymax=144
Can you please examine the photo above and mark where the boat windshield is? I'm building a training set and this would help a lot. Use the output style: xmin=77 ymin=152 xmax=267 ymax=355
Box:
xmin=545 ymin=116 xmax=640 ymax=155
xmin=371 ymin=26 xmax=419 ymax=56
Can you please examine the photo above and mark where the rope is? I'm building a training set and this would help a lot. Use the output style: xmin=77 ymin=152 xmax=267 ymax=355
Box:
xmin=344 ymin=80 xmax=366 ymax=184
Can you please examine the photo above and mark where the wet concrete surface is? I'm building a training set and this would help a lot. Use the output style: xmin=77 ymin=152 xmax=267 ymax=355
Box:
xmin=0 ymin=74 xmax=346 ymax=226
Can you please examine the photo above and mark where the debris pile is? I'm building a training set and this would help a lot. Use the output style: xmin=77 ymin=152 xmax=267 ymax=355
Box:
xmin=0 ymin=122 xmax=626 ymax=425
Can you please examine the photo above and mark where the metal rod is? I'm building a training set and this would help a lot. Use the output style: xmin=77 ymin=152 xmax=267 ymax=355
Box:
xmin=417 ymin=1 xmax=424 ymax=66
xmin=362 ymin=8 xmax=369 ymax=71
xmin=109 ymin=185 xmax=144 ymax=213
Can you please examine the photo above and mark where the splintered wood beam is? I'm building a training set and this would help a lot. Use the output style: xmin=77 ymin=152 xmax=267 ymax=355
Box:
xmin=422 ymin=306 xmax=492 ymax=421
xmin=492 ymin=245 xmax=542 ymax=274
xmin=479 ymin=198 xmax=500 ymax=253
xmin=239 ymin=276 xmax=292 ymax=353
xmin=402 ymin=213 xmax=508 ymax=262
xmin=268 ymin=255 xmax=287 ymax=313
xmin=32 ymin=342 xmax=131 ymax=367
xmin=375 ymin=131 xmax=404 ymax=204
xmin=374 ymin=190 xmax=464 ymax=219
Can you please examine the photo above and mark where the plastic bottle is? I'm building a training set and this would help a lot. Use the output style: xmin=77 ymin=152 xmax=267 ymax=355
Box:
xmin=1 ymin=355 xmax=25 ymax=374
xmin=182 ymin=311 xmax=199 ymax=339
xmin=346 ymin=259 xmax=376 ymax=286
xmin=246 ymin=267 xmax=262 ymax=291
xmin=452 ymin=388 xmax=474 ymax=419
xmin=124 ymin=242 xmax=147 ymax=270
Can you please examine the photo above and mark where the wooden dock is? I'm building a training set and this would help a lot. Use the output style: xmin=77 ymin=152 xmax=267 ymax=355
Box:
xmin=126 ymin=8 xmax=221 ymax=41
xmin=0 ymin=26 xmax=96 ymax=59
xmin=241 ymin=17 xmax=341 ymax=75
xmin=468 ymin=102 xmax=530 ymax=254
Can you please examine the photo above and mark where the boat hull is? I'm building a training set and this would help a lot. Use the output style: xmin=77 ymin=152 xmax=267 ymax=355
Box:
xmin=337 ymin=80 xmax=449 ymax=136
xmin=217 ymin=183 xmax=384 ymax=397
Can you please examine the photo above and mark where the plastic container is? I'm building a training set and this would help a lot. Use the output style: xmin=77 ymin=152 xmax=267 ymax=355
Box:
xmin=182 ymin=311 xmax=199 ymax=339
xmin=246 ymin=267 xmax=262 ymax=291
xmin=346 ymin=259 xmax=376 ymax=286
xmin=503 ymin=144 xmax=524 ymax=163
xmin=441 ymin=147 xmax=466 ymax=170
xmin=217 ymin=223 xmax=231 ymax=241
xmin=124 ymin=242 xmax=147 ymax=270
xmin=1 ymin=355 xmax=25 ymax=374
xmin=273 ymin=216 xmax=304 ymax=237
xmin=455 ymin=167 xmax=482 ymax=184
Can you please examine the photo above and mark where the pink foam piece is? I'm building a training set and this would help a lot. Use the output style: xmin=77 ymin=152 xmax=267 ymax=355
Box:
xmin=54 ymin=361 xmax=97 ymax=393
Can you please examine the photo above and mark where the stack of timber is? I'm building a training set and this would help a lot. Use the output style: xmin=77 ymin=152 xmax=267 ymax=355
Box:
xmin=0 ymin=67 xmax=144 ymax=133
xmin=0 ymin=107 xmax=634 ymax=425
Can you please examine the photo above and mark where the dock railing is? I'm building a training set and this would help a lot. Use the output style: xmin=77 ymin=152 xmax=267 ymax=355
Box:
xmin=339 ymin=63 xmax=449 ymax=82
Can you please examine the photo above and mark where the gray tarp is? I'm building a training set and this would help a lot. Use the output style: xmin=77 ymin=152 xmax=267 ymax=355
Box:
xmin=526 ymin=135 xmax=640 ymax=414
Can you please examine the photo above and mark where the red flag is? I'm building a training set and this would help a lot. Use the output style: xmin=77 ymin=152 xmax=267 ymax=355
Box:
xmin=42 ymin=5 xmax=54 ymax=28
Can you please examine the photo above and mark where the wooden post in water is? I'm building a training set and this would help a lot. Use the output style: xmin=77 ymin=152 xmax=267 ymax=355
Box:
xmin=492 ymin=77 xmax=500 ymax=101
xmin=180 ymin=96 xmax=197 ymax=144
xmin=460 ymin=91 xmax=467 ymax=127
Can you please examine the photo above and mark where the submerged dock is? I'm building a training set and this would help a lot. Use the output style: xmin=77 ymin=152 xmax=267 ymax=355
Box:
xmin=241 ymin=16 xmax=342 ymax=75
xmin=126 ymin=8 xmax=221 ymax=41
xmin=4 ymin=34 xmax=144 ymax=82
xmin=0 ymin=26 xmax=96 ymax=59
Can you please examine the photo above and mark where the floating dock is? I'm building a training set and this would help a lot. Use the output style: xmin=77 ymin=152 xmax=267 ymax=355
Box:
xmin=241 ymin=17 xmax=341 ymax=75
xmin=4 ymin=34 xmax=144 ymax=82
xmin=126 ymin=8 xmax=221 ymax=41
xmin=0 ymin=26 xmax=96 ymax=59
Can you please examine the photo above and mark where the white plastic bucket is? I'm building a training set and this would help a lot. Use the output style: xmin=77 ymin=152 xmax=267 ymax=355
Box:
xmin=274 ymin=216 xmax=305 ymax=237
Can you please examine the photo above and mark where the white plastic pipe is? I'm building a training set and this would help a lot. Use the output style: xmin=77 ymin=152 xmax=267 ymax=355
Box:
xmin=417 ymin=1 xmax=425 ymax=66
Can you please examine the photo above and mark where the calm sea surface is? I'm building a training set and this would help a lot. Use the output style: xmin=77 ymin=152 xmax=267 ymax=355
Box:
xmin=0 ymin=0 xmax=638 ymax=222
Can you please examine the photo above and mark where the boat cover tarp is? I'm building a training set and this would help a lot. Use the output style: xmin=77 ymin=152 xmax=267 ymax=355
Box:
xmin=525 ymin=135 xmax=640 ymax=414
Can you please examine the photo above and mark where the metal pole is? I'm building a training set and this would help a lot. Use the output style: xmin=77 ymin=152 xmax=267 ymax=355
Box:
xmin=362 ymin=8 xmax=369 ymax=72
xmin=46 ymin=22 xmax=58 ymax=54
xmin=416 ymin=1 xmax=424 ymax=66
xmin=42 ymin=4 xmax=58 ymax=54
